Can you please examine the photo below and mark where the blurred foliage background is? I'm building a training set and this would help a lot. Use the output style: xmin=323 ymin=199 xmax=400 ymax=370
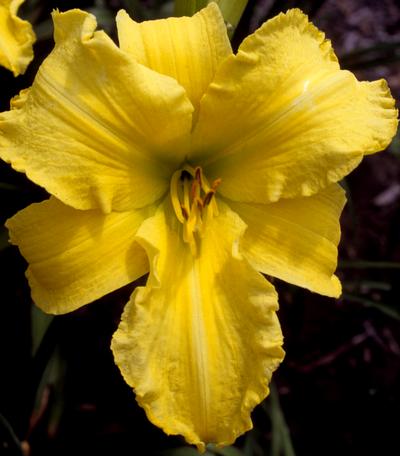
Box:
xmin=0 ymin=0 xmax=399 ymax=455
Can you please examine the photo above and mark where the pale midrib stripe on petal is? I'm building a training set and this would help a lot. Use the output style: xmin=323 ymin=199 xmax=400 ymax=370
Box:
xmin=36 ymin=71 xmax=166 ymax=171
xmin=190 ymin=258 xmax=210 ymax=435
xmin=202 ymin=68 xmax=348 ymax=167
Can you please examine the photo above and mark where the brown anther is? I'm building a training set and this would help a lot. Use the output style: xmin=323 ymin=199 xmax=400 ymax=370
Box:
xmin=196 ymin=197 xmax=204 ymax=209
xmin=191 ymin=180 xmax=200 ymax=200
xmin=203 ymin=190 xmax=215 ymax=206
xmin=195 ymin=167 xmax=202 ymax=186
xmin=211 ymin=177 xmax=222 ymax=190
xmin=181 ymin=205 xmax=189 ymax=220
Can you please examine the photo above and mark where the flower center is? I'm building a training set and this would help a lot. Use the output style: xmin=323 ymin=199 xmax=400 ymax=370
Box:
xmin=170 ymin=165 xmax=221 ymax=256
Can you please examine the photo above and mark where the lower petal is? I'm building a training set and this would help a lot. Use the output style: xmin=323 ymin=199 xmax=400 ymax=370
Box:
xmin=228 ymin=184 xmax=346 ymax=297
xmin=112 ymin=199 xmax=284 ymax=450
xmin=6 ymin=198 xmax=155 ymax=314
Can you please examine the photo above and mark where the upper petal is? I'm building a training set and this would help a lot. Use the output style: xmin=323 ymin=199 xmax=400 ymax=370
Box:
xmin=228 ymin=184 xmax=346 ymax=297
xmin=0 ymin=0 xmax=35 ymax=75
xmin=6 ymin=198 xmax=155 ymax=314
xmin=116 ymin=3 xmax=232 ymax=114
xmin=190 ymin=9 xmax=398 ymax=204
xmin=112 ymin=199 xmax=284 ymax=450
xmin=0 ymin=9 xmax=193 ymax=212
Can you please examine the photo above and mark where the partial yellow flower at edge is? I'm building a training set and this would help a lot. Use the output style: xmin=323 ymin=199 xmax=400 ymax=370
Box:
xmin=0 ymin=0 xmax=35 ymax=76
xmin=0 ymin=4 xmax=398 ymax=452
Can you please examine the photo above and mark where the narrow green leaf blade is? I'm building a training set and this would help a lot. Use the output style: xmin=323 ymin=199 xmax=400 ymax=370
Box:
xmin=174 ymin=0 xmax=248 ymax=37
xmin=213 ymin=0 xmax=249 ymax=37
xmin=174 ymin=0 xmax=208 ymax=16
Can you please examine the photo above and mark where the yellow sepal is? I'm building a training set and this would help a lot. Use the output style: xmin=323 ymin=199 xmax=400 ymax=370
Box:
xmin=6 ymin=198 xmax=155 ymax=314
xmin=228 ymin=184 xmax=346 ymax=297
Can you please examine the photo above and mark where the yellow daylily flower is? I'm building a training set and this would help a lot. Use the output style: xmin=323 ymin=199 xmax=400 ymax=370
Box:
xmin=0 ymin=3 xmax=398 ymax=450
xmin=0 ymin=0 xmax=35 ymax=75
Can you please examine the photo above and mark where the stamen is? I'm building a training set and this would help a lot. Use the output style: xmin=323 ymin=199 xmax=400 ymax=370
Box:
xmin=169 ymin=165 xmax=221 ymax=255
xmin=181 ymin=205 xmax=189 ymax=220
xmin=170 ymin=169 xmax=185 ymax=224
xmin=191 ymin=179 xmax=200 ymax=201
xmin=182 ymin=178 xmax=191 ymax=215
xmin=195 ymin=167 xmax=202 ymax=186
xmin=203 ymin=190 xmax=215 ymax=206
xmin=211 ymin=178 xmax=222 ymax=190
xmin=195 ymin=197 xmax=204 ymax=209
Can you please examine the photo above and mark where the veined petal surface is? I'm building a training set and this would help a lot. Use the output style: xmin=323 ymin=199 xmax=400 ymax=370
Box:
xmin=116 ymin=3 xmax=232 ymax=113
xmin=190 ymin=9 xmax=398 ymax=203
xmin=0 ymin=0 xmax=35 ymax=75
xmin=112 ymin=199 xmax=284 ymax=450
xmin=228 ymin=184 xmax=346 ymax=297
xmin=6 ymin=198 xmax=154 ymax=314
xmin=0 ymin=9 xmax=193 ymax=212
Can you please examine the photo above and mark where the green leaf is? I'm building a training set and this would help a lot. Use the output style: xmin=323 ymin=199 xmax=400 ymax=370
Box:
xmin=174 ymin=0 xmax=248 ymax=37
xmin=343 ymin=293 xmax=400 ymax=321
xmin=174 ymin=0 xmax=208 ymax=16
xmin=31 ymin=306 xmax=54 ymax=356
xmin=212 ymin=0 xmax=249 ymax=37
xmin=0 ymin=413 xmax=24 ymax=456
xmin=87 ymin=7 xmax=115 ymax=31
xmin=263 ymin=383 xmax=296 ymax=456
xmin=32 ymin=346 xmax=67 ymax=437
xmin=34 ymin=19 xmax=54 ymax=41
xmin=212 ymin=445 xmax=243 ymax=456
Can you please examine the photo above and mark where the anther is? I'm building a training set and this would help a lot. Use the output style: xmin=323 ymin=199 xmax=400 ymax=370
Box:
xmin=191 ymin=180 xmax=200 ymax=201
xmin=170 ymin=165 xmax=221 ymax=256
xmin=195 ymin=167 xmax=202 ymax=186
xmin=203 ymin=190 xmax=215 ymax=206
xmin=211 ymin=178 xmax=222 ymax=190
xmin=181 ymin=206 xmax=189 ymax=220
xmin=195 ymin=197 xmax=204 ymax=209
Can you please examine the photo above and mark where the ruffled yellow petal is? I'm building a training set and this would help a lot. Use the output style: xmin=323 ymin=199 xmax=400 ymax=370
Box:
xmin=116 ymin=3 xmax=231 ymax=113
xmin=228 ymin=184 xmax=346 ymax=297
xmin=0 ymin=0 xmax=35 ymax=76
xmin=6 ymin=198 xmax=155 ymax=314
xmin=112 ymin=199 xmax=284 ymax=450
xmin=0 ymin=9 xmax=193 ymax=212
xmin=191 ymin=9 xmax=398 ymax=204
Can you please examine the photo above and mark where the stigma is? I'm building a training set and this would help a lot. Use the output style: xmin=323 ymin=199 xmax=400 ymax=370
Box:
xmin=170 ymin=165 xmax=221 ymax=256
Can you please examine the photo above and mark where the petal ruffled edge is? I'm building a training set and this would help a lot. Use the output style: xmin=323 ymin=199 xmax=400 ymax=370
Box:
xmin=6 ymin=198 xmax=155 ymax=314
xmin=112 ymin=198 xmax=284 ymax=450
xmin=0 ymin=9 xmax=193 ymax=212
xmin=116 ymin=3 xmax=232 ymax=114
xmin=0 ymin=0 xmax=35 ymax=75
xmin=229 ymin=184 xmax=346 ymax=297
xmin=190 ymin=8 xmax=398 ymax=205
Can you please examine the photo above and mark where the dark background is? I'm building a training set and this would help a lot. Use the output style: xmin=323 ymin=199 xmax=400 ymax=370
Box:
xmin=0 ymin=1 xmax=399 ymax=455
